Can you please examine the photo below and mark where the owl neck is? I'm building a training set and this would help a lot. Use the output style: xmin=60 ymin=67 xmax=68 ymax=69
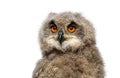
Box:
xmin=42 ymin=42 xmax=96 ymax=60
xmin=43 ymin=48 xmax=64 ymax=60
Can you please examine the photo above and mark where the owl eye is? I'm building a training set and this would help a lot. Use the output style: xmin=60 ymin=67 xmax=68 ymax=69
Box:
xmin=67 ymin=25 xmax=76 ymax=33
xmin=50 ymin=24 xmax=57 ymax=33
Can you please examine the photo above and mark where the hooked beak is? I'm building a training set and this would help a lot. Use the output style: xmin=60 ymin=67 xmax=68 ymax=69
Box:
xmin=58 ymin=29 xmax=65 ymax=44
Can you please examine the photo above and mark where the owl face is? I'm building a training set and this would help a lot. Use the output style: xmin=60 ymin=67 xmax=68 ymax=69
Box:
xmin=40 ymin=12 xmax=95 ymax=53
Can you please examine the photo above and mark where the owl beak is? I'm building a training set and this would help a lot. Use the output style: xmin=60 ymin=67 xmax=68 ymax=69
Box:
xmin=58 ymin=29 xmax=65 ymax=44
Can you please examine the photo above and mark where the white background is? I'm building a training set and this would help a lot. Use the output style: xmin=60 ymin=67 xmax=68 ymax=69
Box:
xmin=0 ymin=0 xmax=120 ymax=78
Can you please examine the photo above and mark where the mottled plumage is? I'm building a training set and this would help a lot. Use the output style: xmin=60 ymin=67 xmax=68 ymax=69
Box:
xmin=32 ymin=12 xmax=104 ymax=78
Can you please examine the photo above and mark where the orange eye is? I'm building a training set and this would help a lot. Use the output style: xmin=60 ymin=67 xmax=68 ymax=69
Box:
xmin=67 ymin=25 xmax=76 ymax=33
xmin=51 ymin=25 xmax=57 ymax=33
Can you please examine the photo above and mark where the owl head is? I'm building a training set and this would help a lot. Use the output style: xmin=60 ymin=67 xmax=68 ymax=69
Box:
xmin=39 ymin=12 xmax=95 ymax=56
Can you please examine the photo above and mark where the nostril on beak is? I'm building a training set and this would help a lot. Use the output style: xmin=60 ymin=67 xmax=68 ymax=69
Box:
xmin=58 ymin=29 xmax=65 ymax=44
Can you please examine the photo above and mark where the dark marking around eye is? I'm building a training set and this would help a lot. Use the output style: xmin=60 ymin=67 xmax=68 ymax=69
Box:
xmin=49 ymin=20 xmax=54 ymax=24
xmin=69 ymin=21 xmax=78 ymax=27
xmin=49 ymin=20 xmax=57 ymax=28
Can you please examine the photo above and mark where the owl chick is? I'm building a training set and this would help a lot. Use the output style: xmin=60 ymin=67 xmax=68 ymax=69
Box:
xmin=32 ymin=12 xmax=104 ymax=78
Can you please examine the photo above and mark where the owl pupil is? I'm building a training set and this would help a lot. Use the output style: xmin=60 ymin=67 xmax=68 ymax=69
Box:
xmin=53 ymin=27 xmax=56 ymax=30
xmin=69 ymin=27 xmax=73 ymax=30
